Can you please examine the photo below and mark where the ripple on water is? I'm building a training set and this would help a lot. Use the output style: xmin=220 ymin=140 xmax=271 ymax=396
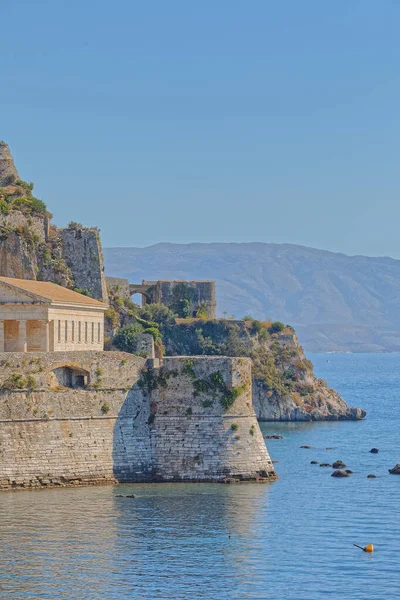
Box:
xmin=1 ymin=353 xmax=400 ymax=599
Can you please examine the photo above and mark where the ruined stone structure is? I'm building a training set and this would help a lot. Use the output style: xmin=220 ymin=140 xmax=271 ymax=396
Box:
xmin=0 ymin=352 xmax=275 ymax=489
xmin=107 ymin=277 xmax=217 ymax=318
xmin=106 ymin=276 xmax=131 ymax=299
xmin=0 ymin=277 xmax=106 ymax=352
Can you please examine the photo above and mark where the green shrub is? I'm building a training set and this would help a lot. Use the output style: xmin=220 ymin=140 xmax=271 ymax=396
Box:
xmin=2 ymin=373 xmax=26 ymax=389
xmin=231 ymin=423 xmax=239 ymax=431
xmin=170 ymin=282 xmax=196 ymax=318
xmin=0 ymin=199 xmax=9 ymax=214
xmin=139 ymin=303 xmax=176 ymax=325
xmin=105 ymin=307 xmax=120 ymax=328
xmin=249 ymin=425 xmax=256 ymax=436
xmin=182 ymin=359 xmax=196 ymax=379
xmin=74 ymin=288 xmax=90 ymax=296
xmin=269 ymin=321 xmax=285 ymax=334
xmin=101 ymin=403 xmax=110 ymax=414
xmin=113 ymin=323 xmax=144 ymax=353
xmin=26 ymin=375 xmax=38 ymax=392
xmin=68 ymin=221 xmax=83 ymax=229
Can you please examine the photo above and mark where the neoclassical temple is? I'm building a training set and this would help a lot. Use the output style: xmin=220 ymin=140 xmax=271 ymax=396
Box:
xmin=0 ymin=277 xmax=107 ymax=352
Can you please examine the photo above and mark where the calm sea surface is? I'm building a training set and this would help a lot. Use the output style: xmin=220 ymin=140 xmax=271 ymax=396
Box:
xmin=1 ymin=353 xmax=400 ymax=599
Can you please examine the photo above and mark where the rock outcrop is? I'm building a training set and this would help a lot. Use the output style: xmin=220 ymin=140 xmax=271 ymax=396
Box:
xmin=0 ymin=142 xmax=18 ymax=183
xmin=251 ymin=332 xmax=365 ymax=422
xmin=0 ymin=143 xmax=106 ymax=299
xmin=162 ymin=319 xmax=366 ymax=422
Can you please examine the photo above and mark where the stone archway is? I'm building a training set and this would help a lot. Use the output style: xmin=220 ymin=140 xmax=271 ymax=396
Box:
xmin=50 ymin=364 xmax=91 ymax=388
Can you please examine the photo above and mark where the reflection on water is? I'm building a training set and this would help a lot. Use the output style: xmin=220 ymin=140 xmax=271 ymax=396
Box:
xmin=0 ymin=484 xmax=271 ymax=599
xmin=1 ymin=353 xmax=400 ymax=599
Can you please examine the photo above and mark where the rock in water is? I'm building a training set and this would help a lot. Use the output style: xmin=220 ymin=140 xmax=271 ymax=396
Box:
xmin=367 ymin=474 xmax=376 ymax=478
xmin=388 ymin=464 xmax=400 ymax=474
xmin=300 ymin=445 xmax=312 ymax=449
xmin=369 ymin=448 xmax=379 ymax=454
xmin=320 ymin=463 xmax=332 ymax=467
xmin=332 ymin=460 xmax=346 ymax=469
xmin=310 ymin=461 xmax=319 ymax=464
xmin=331 ymin=470 xmax=350 ymax=478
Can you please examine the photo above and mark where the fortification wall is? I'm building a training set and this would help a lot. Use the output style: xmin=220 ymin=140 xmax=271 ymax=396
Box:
xmin=143 ymin=280 xmax=217 ymax=318
xmin=0 ymin=351 xmax=151 ymax=489
xmin=0 ymin=352 xmax=275 ymax=490
xmin=59 ymin=227 xmax=108 ymax=300
xmin=106 ymin=276 xmax=131 ymax=300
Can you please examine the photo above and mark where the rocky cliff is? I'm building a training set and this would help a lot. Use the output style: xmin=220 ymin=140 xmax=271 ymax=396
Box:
xmin=161 ymin=319 xmax=365 ymax=421
xmin=0 ymin=143 xmax=106 ymax=299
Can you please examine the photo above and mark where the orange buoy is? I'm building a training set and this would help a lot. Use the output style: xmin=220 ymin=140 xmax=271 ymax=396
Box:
xmin=353 ymin=543 xmax=374 ymax=552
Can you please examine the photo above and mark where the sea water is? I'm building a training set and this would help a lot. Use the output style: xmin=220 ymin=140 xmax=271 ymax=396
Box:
xmin=0 ymin=353 xmax=399 ymax=599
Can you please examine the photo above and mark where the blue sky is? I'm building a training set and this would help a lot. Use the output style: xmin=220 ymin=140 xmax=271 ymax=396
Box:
xmin=1 ymin=1 xmax=400 ymax=255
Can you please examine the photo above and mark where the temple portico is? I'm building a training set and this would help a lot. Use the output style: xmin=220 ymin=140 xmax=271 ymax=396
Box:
xmin=0 ymin=277 xmax=107 ymax=353
xmin=0 ymin=319 xmax=51 ymax=352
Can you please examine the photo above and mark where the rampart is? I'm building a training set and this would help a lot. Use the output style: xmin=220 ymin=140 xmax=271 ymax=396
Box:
xmin=0 ymin=352 xmax=275 ymax=489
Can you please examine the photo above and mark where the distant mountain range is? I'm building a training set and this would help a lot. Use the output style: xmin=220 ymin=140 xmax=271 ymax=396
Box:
xmin=104 ymin=243 xmax=400 ymax=352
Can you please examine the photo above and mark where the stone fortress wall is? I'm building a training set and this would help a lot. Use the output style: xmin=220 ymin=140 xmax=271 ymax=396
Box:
xmin=0 ymin=352 xmax=275 ymax=489
xmin=106 ymin=276 xmax=131 ymax=299
xmin=106 ymin=277 xmax=217 ymax=318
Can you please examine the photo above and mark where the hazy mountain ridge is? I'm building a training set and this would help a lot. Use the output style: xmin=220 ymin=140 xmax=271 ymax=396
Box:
xmin=104 ymin=242 xmax=400 ymax=352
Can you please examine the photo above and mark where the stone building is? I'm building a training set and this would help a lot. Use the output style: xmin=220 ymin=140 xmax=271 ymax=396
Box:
xmin=0 ymin=277 xmax=106 ymax=352
xmin=107 ymin=277 xmax=217 ymax=318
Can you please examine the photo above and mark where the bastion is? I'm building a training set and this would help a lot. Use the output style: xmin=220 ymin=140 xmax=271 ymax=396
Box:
xmin=0 ymin=352 xmax=275 ymax=489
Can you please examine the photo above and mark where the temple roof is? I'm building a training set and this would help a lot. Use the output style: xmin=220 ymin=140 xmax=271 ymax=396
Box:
xmin=0 ymin=277 xmax=106 ymax=307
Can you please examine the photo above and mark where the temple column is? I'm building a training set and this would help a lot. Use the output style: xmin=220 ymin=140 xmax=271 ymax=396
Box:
xmin=17 ymin=320 xmax=27 ymax=353
xmin=41 ymin=320 xmax=50 ymax=352
xmin=0 ymin=321 xmax=4 ymax=352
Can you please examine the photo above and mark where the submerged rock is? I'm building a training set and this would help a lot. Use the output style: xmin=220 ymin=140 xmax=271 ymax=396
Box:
xmin=300 ymin=445 xmax=312 ymax=449
xmin=310 ymin=461 xmax=319 ymax=464
xmin=264 ymin=435 xmax=284 ymax=439
xmin=115 ymin=494 xmax=136 ymax=498
xmin=367 ymin=474 xmax=376 ymax=478
xmin=369 ymin=448 xmax=379 ymax=454
xmin=331 ymin=470 xmax=350 ymax=478
xmin=320 ymin=463 xmax=332 ymax=467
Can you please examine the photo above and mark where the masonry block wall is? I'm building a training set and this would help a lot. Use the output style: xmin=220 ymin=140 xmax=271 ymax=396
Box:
xmin=0 ymin=352 xmax=275 ymax=490
xmin=0 ymin=352 xmax=149 ymax=489
xmin=143 ymin=280 xmax=217 ymax=318
xmin=106 ymin=276 xmax=131 ymax=300
xmin=148 ymin=356 xmax=275 ymax=481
